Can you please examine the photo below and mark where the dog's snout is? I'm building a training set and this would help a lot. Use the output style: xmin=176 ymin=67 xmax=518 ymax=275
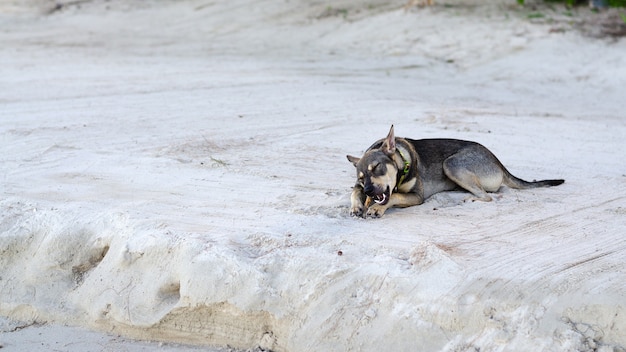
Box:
xmin=364 ymin=184 xmax=375 ymax=196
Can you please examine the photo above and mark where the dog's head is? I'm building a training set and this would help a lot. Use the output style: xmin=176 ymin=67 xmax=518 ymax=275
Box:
xmin=347 ymin=125 xmax=398 ymax=206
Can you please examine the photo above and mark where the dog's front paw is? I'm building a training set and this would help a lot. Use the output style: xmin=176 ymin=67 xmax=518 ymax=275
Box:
xmin=350 ymin=205 xmax=364 ymax=217
xmin=366 ymin=204 xmax=387 ymax=218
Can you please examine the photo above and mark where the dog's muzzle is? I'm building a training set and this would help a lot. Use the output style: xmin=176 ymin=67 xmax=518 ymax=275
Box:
xmin=365 ymin=185 xmax=391 ymax=206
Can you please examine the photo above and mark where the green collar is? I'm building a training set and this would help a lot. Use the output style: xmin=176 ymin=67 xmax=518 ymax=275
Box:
xmin=396 ymin=149 xmax=410 ymax=190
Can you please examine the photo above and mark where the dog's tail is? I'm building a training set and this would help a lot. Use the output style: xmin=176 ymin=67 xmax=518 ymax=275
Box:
xmin=503 ymin=171 xmax=564 ymax=189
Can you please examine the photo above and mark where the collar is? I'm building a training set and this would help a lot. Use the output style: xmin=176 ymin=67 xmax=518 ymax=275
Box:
xmin=395 ymin=147 xmax=411 ymax=191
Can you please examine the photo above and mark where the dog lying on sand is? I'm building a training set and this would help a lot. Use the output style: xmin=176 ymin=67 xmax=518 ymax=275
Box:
xmin=347 ymin=125 xmax=564 ymax=218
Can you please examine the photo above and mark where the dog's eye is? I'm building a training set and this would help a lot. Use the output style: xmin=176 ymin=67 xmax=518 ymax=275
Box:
xmin=371 ymin=163 xmax=385 ymax=175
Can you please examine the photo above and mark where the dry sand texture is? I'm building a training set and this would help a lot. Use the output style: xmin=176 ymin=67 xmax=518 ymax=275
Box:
xmin=1 ymin=0 xmax=625 ymax=351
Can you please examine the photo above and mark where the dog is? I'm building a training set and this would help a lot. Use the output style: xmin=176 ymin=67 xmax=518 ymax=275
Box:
xmin=347 ymin=125 xmax=564 ymax=218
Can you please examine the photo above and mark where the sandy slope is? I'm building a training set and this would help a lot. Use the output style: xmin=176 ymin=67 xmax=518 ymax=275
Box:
xmin=1 ymin=0 xmax=625 ymax=351
xmin=0 ymin=317 xmax=224 ymax=352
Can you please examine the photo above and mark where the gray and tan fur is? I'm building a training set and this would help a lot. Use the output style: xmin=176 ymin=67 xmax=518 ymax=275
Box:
xmin=347 ymin=125 xmax=564 ymax=218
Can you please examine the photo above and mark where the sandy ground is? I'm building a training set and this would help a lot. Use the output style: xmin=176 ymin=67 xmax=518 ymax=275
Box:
xmin=0 ymin=317 xmax=225 ymax=352
xmin=1 ymin=0 xmax=625 ymax=351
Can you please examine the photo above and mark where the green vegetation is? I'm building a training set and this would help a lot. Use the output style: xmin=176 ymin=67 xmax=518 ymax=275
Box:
xmin=527 ymin=12 xmax=546 ymax=18
xmin=210 ymin=157 xmax=229 ymax=167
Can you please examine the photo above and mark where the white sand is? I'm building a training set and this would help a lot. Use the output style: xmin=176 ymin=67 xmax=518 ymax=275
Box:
xmin=1 ymin=0 xmax=625 ymax=351
xmin=0 ymin=317 xmax=226 ymax=352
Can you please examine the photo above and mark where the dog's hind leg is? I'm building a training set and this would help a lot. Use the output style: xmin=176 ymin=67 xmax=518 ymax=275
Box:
xmin=442 ymin=147 xmax=506 ymax=202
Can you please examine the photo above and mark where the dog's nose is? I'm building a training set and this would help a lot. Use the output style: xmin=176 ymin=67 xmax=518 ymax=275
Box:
xmin=364 ymin=184 xmax=375 ymax=196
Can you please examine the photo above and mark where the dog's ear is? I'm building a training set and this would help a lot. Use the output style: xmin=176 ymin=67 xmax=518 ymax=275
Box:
xmin=381 ymin=124 xmax=396 ymax=156
xmin=346 ymin=155 xmax=360 ymax=167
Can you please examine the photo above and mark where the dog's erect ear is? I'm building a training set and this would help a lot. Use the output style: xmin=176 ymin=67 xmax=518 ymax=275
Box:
xmin=381 ymin=124 xmax=396 ymax=156
xmin=346 ymin=155 xmax=360 ymax=167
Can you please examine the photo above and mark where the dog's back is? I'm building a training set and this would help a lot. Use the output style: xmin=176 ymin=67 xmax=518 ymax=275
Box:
xmin=408 ymin=138 xmax=479 ymax=165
